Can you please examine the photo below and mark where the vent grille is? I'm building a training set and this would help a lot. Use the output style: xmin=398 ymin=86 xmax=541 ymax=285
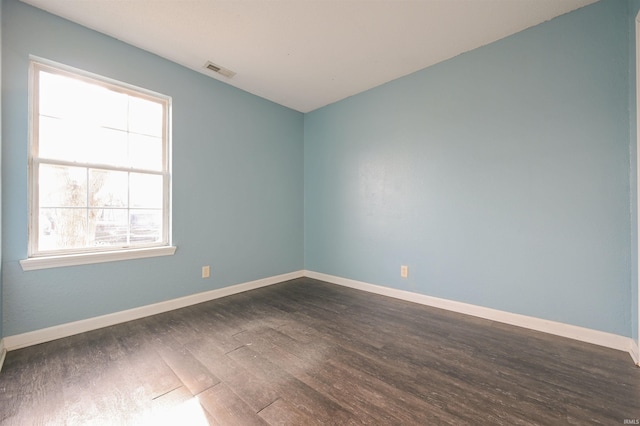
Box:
xmin=204 ymin=61 xmax=236 ymax=78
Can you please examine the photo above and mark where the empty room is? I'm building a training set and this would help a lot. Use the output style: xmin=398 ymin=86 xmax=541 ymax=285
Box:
xmin=1 ymin=0 xmax=639 ymax=424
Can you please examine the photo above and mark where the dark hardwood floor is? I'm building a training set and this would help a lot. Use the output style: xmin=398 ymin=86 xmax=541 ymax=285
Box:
xmin=0 ymin=277 xmax=638 ymax=425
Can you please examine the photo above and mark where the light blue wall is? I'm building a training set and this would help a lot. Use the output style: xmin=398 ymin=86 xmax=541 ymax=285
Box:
xmin=305 ymin=0 xmax=631 ymax=336
xmin=1 ymin=0 xmax=635 ymax=342
xmin=1 ymin=0 xmax=304 ymax=336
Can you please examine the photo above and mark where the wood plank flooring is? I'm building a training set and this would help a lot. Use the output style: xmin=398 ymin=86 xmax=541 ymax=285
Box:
xmin=0 ymin=277 xmax=638 ymax=425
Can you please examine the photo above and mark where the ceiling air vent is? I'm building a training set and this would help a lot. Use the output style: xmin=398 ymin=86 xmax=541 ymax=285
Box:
xmin=204 ymin=61 xmax=236 ymax=79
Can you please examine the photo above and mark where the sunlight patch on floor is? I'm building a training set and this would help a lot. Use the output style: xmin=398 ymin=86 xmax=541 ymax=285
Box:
xmin=142 ymin=396 xmax=210 ymax=426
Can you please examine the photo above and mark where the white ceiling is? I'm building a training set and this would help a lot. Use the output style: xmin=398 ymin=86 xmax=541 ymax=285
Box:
xmin=21 ymin=0 xmax=598 ymax=113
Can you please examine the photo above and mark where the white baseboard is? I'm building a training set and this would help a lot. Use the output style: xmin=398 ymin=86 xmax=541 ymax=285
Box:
xmin=304 ymin=270 xmax=634 ymax=357
xmin=0 ymin=339 xmax=6 ymax=373
xmin=4 ymin=269 xmax=635 ymax=365
xmin=3 ymin=270 xmax=304 ymax=351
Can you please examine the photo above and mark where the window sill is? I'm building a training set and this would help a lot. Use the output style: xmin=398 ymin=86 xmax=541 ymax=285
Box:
xmin=20 ymin=246 xmax=177 ymax=271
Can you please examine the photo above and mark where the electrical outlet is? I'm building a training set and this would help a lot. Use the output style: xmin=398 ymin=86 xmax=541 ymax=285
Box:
xmin=400 ymin=265 xmax=408 ymax=278
xmin=202 ymin=265 xmax=210 ymax=279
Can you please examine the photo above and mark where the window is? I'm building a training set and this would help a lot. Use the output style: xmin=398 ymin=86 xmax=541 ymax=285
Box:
xmin=21 ymin=59 xmax=175 ymax=270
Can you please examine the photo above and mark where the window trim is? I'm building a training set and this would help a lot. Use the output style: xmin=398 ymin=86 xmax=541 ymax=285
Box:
xmin=20 ymin=246 xmax=177 ymax=271
xmin=24 ymin=57 xmax=175 ymax=270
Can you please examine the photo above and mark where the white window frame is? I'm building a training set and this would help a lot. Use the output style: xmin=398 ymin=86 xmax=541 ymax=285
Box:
xmin=20 ymin=58 xmax=176 ymax=271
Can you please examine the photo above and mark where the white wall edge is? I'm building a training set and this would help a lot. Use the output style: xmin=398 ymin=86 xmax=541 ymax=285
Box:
xmin=3 ymin=270 xmax=304 ymax=351
xmin=635 ymin=9 xmax=640 ymax=369
xmin=304 ymin=270 xmax=634 ymax=357
xmin=0 ymin=339 xmax=6 ymax=373
xmin=630 ymin=340 xmax=640 ymax=366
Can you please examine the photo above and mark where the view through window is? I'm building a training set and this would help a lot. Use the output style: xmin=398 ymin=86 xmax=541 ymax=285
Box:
xmin=29 ymin=60 xmax=171 ymax=257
